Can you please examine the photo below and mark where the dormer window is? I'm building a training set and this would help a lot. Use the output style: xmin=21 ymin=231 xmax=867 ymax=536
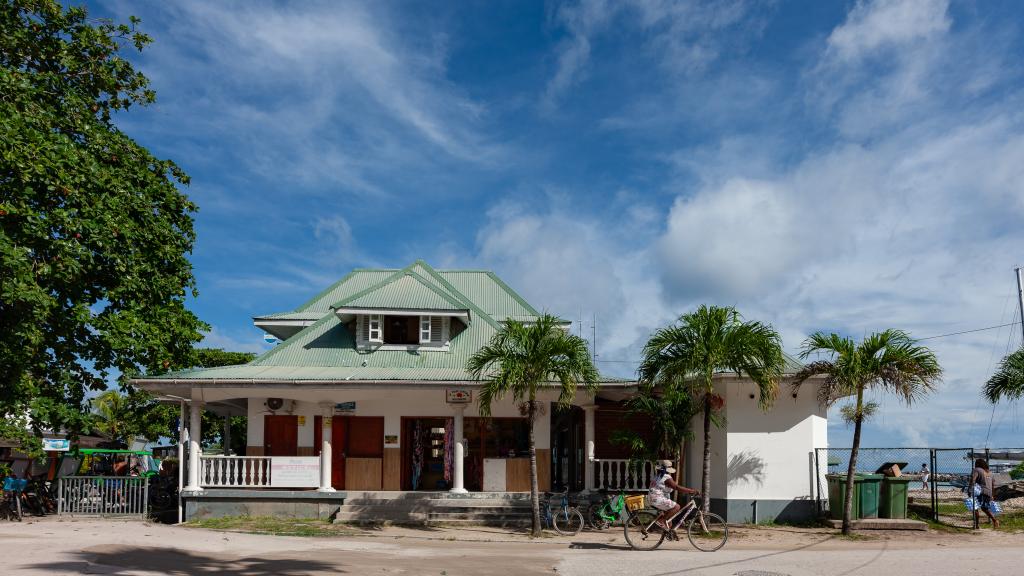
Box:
xmin=355 ymin=314 xmax=451 ymax=350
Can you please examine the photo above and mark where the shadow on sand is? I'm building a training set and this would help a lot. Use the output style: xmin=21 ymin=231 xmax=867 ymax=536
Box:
xmin=27 ymin=545 xmax=342 ymax=575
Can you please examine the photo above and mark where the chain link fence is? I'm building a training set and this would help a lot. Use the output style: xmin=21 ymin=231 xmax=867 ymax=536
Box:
xmin=814 ymin=448 xmax=1024 ymax=529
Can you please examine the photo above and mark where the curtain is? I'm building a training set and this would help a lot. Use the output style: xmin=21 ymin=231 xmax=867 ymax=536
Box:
xmin=443 ymin=417 xmax=454 ymax=484
xmin=412 ymin=420 xmax=424 ymax=490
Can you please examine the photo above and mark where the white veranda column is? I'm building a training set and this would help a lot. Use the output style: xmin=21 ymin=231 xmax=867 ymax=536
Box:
xmin=185 ymin=400 xmax=204 ymax=491
xmin=583 ymin=404 xmax=598 ymax=491
xmin=450 ymin=405 xmax=468 ymax=494
xmin=318 ymin=403 xmax=335 ymax=492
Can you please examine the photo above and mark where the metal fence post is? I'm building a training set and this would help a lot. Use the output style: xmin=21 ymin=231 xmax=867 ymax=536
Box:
xmin=814 ymin=449 xmax=821 ymax=516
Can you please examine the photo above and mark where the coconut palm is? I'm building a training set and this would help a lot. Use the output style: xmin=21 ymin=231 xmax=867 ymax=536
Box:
xmin=467 ymin=314 xmax=599 ymax=536
xmin=984 ymin=347 xmax=1024 ymax=403
xmin=611 ymin=387 xmax=699 ymax=474
xmin=793 ymin=330 xmax=941 ymax=535
xmin=639 ymin=305 xmax=785 ymax=513
xmin=91 ymin=389 xmax=132 ymax=444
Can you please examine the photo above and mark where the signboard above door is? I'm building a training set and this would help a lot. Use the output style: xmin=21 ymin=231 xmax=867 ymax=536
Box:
xmin=446 ymin=389 xmax=471 ymax=404
xmin=335 ymin=402 xmax=356 ymax=413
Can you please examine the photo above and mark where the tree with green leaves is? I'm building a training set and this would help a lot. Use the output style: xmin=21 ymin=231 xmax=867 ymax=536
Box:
xmin=984 ymin=347 xmax=1024 ymax=404
xmin=90 ymin=388 xmax=170 ymax=446
xmin=639 ymin=305 xmax=785 ymax=513
xmin=611 ymin=388 xmax=699 ymax=477
xmin=0 ymin=0 xmax=206 ymax=453
xmin=793 ymin=330 xmax=941 ymax=535
xmin=467 ymin=314 xmax=599 ymax=536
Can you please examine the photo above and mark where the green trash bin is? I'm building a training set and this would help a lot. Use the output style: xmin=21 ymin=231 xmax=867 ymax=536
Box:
xmin=880 ymin=477 xmax=912 ymax=519
xmin=827 ymin=474 xmax=860 ymax=520
xmin=857 ymin=474 xmax=883 ymax=519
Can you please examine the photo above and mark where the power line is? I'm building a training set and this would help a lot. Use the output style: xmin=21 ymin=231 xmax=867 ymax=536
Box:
xmin=917 ymin=321 xmax=1023 ymax=341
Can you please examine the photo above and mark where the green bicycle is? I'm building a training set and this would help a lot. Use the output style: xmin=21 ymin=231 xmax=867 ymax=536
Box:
xmin=587 ymin=489 xmax=628 ymax=530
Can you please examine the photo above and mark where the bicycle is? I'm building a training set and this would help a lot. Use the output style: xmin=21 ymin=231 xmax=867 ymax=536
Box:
xmin=587 ymin=489 xmax=628 ymax=530
xmin=543 ymin=488 xmax=585 ymax=536
xmin=623 ymin=494 xmax=728 ymax=552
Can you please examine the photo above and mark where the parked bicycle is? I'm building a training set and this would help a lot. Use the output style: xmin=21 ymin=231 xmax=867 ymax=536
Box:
xmin=543 ymin=488 xmax=585 ymax=536
xmin=623 ymin=494 xmax=728 ymax=552
xmin=587 ymin=488 xmax=628 ymax=530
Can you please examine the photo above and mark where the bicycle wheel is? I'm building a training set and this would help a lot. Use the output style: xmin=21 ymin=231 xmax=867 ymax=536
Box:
xmin=623 ymin=509 xmax=665 ymax=551
xmin=587 ymin=504 xmax=611 ymax=530
xmin=687 ymin=512 xmax=728 ymax=552
xmin=553 ymin=506 xmax=585 ymax=536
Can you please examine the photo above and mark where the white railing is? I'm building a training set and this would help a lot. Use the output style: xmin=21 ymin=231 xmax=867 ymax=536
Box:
xmin=593 ymin=460 xmax=674 ymax=491
xmin=200 ymin=455 xmax=272 ymax=487
xmin=58 ymin=476 xmax=149 ymax=517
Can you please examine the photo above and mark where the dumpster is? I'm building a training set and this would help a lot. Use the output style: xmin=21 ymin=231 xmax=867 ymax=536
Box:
xmin=827 ymin=474 xmax=860 ymax=520
xmin=857 ymin=474 xmax=883 ymax=519
xmin=880 ymin=477 xmax=912 ymax=519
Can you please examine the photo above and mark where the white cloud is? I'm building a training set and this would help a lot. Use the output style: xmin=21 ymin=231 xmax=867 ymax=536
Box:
xmin=825 ymin=0 xmax=951 ymax=62
xmin=118 ymin=0 xmax=501 ymax=198
xmin=543 ymin=0 xmax=765 ymax=110
xmin=201 ymin=326 xmax=270 ymax=354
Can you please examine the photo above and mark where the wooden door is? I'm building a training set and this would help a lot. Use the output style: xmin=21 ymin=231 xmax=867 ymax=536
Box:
xmin=263 ymin=415 xmax=298 ymax=456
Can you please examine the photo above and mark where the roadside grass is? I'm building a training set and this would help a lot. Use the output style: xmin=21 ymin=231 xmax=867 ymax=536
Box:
xmin=187 ymin=516 xmax=360 ymax=537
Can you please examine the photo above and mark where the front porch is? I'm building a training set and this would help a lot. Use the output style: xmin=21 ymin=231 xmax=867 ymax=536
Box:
xmin=167 ymin=385 xmax=652 ymax=521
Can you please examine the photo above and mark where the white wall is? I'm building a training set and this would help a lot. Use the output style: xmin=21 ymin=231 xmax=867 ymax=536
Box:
xmin=723 ymin=379 xmax=826 ymax=501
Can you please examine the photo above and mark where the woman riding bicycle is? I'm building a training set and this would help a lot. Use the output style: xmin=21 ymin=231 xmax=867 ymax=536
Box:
xmin=649 ymin=460 xmax=698 ymax=531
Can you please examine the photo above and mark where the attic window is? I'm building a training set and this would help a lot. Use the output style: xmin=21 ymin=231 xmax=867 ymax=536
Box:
xmin=358 ymin=314 xmax=448 ymax=348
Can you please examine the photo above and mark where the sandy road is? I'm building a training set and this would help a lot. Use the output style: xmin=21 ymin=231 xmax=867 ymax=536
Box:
xmin=1 ymin=518 xmax=1021 ymax=575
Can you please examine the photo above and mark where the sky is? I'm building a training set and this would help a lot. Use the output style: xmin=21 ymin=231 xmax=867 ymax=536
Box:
xmin=90 ymin=0 xmax=1024 ymax=449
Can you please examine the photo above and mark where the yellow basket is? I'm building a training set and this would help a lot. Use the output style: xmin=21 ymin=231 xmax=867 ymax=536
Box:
xmin=624 ymin=495 xmax=646 ymax=512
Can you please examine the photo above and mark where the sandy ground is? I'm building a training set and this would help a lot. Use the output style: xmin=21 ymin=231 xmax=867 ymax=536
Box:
xmin=1 ymin=517 xmax=1022 ymax=575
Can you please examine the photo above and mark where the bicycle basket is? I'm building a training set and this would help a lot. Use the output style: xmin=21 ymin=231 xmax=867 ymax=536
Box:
xmin=624 ymin=494 xmax=646 ymax=512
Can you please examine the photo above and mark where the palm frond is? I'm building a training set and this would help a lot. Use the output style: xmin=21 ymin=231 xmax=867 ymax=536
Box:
xmin=985 ymin=348 xmax=1024 ymax=403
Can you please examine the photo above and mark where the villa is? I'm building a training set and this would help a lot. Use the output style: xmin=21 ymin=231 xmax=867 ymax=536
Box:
xmin=133 ymin=260 xmax=826 ymax=523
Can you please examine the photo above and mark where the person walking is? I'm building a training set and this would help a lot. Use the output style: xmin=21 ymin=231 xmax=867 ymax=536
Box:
xmin=920 ymin=463 xmax=930 ymax=490
xmin=970 ymin=459 xmax=1000 ymax=529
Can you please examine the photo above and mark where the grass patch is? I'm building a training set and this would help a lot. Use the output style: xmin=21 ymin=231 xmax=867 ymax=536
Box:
xmin=751 ymin=517 xmax=830 ymax=529
xmin=995 ymin=511 xmax=1024 ymax=532
xmin=187 ymin=516 xmax=359 ymax=537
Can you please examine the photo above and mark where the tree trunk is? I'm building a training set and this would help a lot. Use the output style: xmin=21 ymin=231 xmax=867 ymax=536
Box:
xmin=842 ymin=386 xmax=865 ymax=535
xmin=528 ymin=399 xmax=541 ymax=536
xmin=701 ymin=396 xmax=712 ymax=513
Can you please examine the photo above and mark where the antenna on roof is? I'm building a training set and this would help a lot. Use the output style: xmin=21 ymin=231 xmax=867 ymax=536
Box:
xmin=592 ymin=313 xmax=598 ymax=364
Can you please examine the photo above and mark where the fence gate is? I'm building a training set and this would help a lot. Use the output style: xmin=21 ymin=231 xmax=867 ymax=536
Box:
xmin=57 ymin=476 xmax=149 ymax=518
xmin=931 ymin=448 xmax=977 ymax=529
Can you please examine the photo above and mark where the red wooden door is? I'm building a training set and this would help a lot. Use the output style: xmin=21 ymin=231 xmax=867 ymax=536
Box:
xmin=263 ymin=415 xmax=298 ymax=456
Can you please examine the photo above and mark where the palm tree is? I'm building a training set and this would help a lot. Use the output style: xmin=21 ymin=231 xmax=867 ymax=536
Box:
xmin=639 ymin=305 xmax=785 ymax=512
xmin=467 ymin=314 xmax=599 ymax=536
xmin=793 ymin=330 xmax=941 ymax=535
xmin=611 ymin=388 xmax=699 ymax=476
xmin=984 ymin=347 xmax=1024 ymax=403
xmin=92 ymin=389 xmax=131 ymax=445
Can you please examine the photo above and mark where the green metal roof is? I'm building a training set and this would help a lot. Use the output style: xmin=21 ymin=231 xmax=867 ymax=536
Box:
xmin=149 ymin=260 xmax=623 ymax=384
xmin=333 ymin=268 xmax=469 ymax=311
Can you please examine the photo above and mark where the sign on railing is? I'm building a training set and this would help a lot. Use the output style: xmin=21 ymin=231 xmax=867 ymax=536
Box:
xmin=58 ymin=476 xmax=149 ymax=517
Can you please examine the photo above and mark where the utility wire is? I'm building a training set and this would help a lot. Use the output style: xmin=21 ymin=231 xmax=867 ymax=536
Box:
xmin=917 ymin=320 xmax=1023 ymax=341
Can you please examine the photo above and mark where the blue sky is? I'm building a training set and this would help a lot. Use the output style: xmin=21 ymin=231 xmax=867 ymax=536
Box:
xmin=94 ymin=0 xmax=1024 ymax=448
